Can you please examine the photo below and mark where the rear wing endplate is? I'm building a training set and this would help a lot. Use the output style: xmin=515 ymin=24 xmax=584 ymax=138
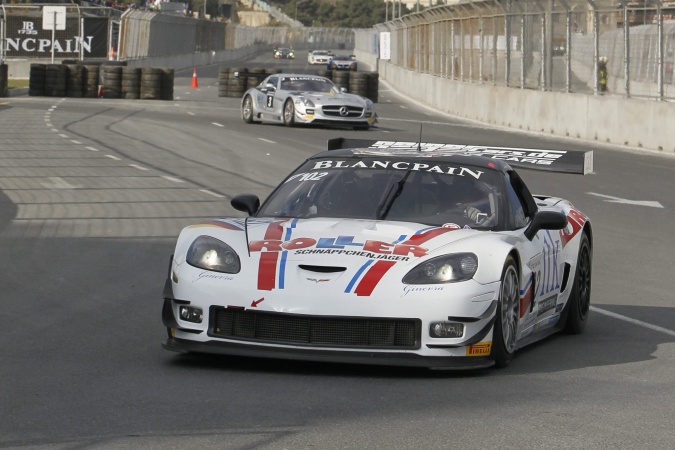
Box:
xmin=326 ymin=138 xmax=593 ymax=175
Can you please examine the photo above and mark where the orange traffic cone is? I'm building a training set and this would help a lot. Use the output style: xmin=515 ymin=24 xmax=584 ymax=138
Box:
xmin=108 ymin=45 xmax=115 ymax=61
xmin=191 ymin=69 xmax=199 ymax=88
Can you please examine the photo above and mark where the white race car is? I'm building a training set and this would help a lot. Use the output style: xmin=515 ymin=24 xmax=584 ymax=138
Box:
xmin=308 ymin=50 xmax=331 ymax=64
xmin=241 ymin=73 xmax=376 ymax=130
xmin=162 ymin=139 xmax=594 ymax=370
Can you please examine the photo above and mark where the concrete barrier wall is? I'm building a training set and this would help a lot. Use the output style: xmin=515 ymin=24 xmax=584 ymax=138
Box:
xmin=379 ymin=61 xmax=675 ymax=153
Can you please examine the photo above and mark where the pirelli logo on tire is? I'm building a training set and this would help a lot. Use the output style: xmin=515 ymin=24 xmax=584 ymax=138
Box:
xmin=466 ymin=341 xmax=492 ymax=356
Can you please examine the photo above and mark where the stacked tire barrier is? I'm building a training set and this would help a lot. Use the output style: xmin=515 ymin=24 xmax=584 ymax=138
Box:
xmin=65 ymin=64 xmax=84 ymax=98
xmin=218 ymin=67 xmax=282 ymax=98
xmin=27 ymin=63 xmax=172 ymax=100
xmin=348 ymin=71 xmax=368 ymax=98
xmin=332 ymin=70 xmax=379 ymax=103
xmin=45 ymin=64 xmax=67 ymax=97
xmin=1 ymin=63 xmax=9 ymax=98
xmin=29 ymin=64 xmax=46 ymax=97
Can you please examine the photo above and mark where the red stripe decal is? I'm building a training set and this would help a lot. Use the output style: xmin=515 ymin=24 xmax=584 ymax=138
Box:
xmin=403 ymin=228 xmax=454 ymax=245
xmin=354 ymin=260 xmax=397 ymax=296
xmin=257 ymin=221 xmax=285 ymax=290
xmin=560 ymin=208 xmax=586 ymax=248
xmin=520 ymin=281 xmax=533 ymax=318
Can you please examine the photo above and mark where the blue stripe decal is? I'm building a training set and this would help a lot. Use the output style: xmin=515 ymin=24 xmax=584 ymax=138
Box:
xmin=393 ymin=234 xmax=407 ymax=244
xmin=345 ymin=260 xmax=374 ymax=293
xmin=279 ymin=219 xmax=296 ymax=289
xmin=519 ymin=274 xmax=533 ymax=296
xmin=414 ymin=226 xmax=436 ymax=235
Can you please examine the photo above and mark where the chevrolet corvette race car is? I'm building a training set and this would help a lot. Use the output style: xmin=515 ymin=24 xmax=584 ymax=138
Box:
xmin=241 ymin=74 xmax=376 ymax=130
xmin=162 ymin=139 xmax=594 ymax=370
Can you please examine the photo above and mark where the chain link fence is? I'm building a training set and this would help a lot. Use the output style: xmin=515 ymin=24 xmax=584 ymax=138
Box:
xmin=372 ymin=0 xmax=675 ymax=101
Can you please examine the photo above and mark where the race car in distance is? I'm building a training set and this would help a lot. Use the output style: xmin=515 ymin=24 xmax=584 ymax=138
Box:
xmin=240 ymin=73 xmax=376 ymax=130
xmin=328 ymin=55 xmax=358 ymax=71
xmin=273 ymin=47 xmax=295 ymax=59
xmin=308 ymin=50 xmax=331 ymax=65
xmin=162 ymin=138 xmax=594 ymax=370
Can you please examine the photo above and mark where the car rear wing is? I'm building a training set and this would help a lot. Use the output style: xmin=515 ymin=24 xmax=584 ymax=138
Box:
xmin=326 ymin=138 xmax=593 ymax=175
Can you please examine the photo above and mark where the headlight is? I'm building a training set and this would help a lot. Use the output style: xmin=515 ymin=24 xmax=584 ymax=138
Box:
xmin=403 ymin=253 xmax=478 ymax=284
xmin=186 ymin=236 xmax=240 ymax=273
xmin=364 ymin=98 xmax=374 ymax=110
xmin=295 ymin=97 xmax=315 ymax=108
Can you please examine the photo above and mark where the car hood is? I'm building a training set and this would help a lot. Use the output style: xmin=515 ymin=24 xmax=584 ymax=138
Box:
xmin=291 ymin=92 xmax=365 ymax=106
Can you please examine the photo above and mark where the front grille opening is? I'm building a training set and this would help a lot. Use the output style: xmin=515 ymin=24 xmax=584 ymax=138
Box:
xmin=211 ymin=308 xmax=420 ymax=349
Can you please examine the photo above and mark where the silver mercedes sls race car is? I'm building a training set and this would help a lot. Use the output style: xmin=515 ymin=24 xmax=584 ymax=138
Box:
xmin=162 ymin=139 xmax=593 ymax=370
xmin=241 ymin=74 xmax=376 ymax=130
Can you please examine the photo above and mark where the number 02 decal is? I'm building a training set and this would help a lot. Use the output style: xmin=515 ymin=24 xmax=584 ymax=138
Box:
xmin=266 ymin=95 xmax=274 ymax=108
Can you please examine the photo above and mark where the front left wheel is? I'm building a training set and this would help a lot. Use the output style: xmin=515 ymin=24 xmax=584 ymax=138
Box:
xmin=492 ymin=256 xmax=520 ymax=368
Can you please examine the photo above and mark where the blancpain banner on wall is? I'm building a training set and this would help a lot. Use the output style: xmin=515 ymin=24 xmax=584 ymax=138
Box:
xmin=380 ymin=32 xmax=391 ymax=60
xmin=4 ymin=16 xmax=108 ymax=58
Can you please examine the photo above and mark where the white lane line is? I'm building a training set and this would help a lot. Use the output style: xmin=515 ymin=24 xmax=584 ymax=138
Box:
xmin=200 ymin=189 xmax=225 ymax=198
xmin=212 ymin=122 xmax=224 ymax=127
xmin=258 ymin=138 xmax=276 ymax=144
xmin=400 ymin=105 xmax=407 ymax=109
xmin=85 ymin=147 xmax=99 ymax=152
xmin=59 ymin=134 xmax=69 ymax=138
xmin=51 ymin=128 xmax=59 ymax=132
xmin=587 ymin=192 xmax=664 ymax=208
xmin=591 ymin=306 xmax=675 ymax=337
xmin=105 ymin=155 xmax=121 ymax=160
xmin=162 ymin=176 xmax=184 ymax=183
xmin=129 ymin=164 xmax=149 ymax=171
xmin=71 ymin=140 xmax=82 ymax=144
xmin=187 ymin=111 xmax=196 ymax=116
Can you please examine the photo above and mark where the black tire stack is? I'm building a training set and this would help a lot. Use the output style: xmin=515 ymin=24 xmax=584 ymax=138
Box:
xmin=315 ymin=69 xmax=332 ymax=81
xmin=65 ymin=64 xmax=84 ymax=98
xmin=366 ymin=71 xmax=379 ymax=103
xmin=83 ymin=65 xmax=100 ymax=98
xmin=0 ymin=64 xmax=8 ymax=98
xmin=102 ymin=65 xmax=122 ymax=99
xmin=348 ymin=71 xmax=368 ymax=98
xmin=331 ymin=69 xmax=350 ymax=92
xmin=29 ymin=64 xmax=46 ymax=97
xmin=45 ymin=64 xmax=67 ymax=97
xmin=160 ymin=67 xmax=174 ymax=101
xmin=121 ymin=67 xmax=141 ymax=99
xmin=140 ymin=67 xmax=162 ymax=100
xmin=226 ymin=67 xmax=247 ymax=98
xmin=246 ymin=67 xmax=266 ymax=90
xmin=218 ymin=68 xmax=230 ymax=97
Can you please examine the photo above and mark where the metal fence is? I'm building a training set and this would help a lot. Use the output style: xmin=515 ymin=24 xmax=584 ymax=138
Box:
xmin=373 ymin=0 xmax=675 ymax=100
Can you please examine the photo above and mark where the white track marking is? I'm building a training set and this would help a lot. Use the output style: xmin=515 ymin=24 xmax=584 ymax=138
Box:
xmin=212 ymin=122 xmax=224 ymax=127
xmin=162 ymin=176 xmax=184 ymax=183
xmin=105 ymin=155 xmax=121 ymax=160
xmin=71 ymin=140 xmax=82 ymax=144
xmin=129 ymin=164 xmax=149 ymax=171
xmin=587 ymin=192 xmax=663 ymax=208
xmin=591 ymin=306 xmax=675 ymax=337
xmin=85 ymin=147 xmax=99 ymax=152
xmin=59 ymin=134 xmax=68 ymax=138
xmin=200 ymin=189 xmax=225 ymax=198
xmin=187 ymin=111 xmax=196 ymax=116
xmin=258 ymin=138 xmax=276 ymax=144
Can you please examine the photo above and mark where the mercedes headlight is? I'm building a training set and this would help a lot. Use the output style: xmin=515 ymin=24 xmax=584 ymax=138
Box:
xmin=403 ymin=253 xmax=478 ymax=284
xmin=364 ymin=98 xmax=374 ymax=110
xmin=186 ymin=236 xmax=240 ymax=273
xmin=295 ymin=97 xmax=315 ymax=108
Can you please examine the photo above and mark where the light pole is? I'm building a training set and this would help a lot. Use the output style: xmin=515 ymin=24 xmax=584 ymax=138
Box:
xmin=295 ymin=0 xmax=306 ymax=24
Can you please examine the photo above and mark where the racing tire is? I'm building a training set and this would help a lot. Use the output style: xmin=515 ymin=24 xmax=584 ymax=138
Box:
xmin=242 ymin=95 xmax=255 ymax=124
xmin=283 ymin=100 xmax=296 ymax=127
xmin=563 ymin=233 xmax=592 ymax=334
xmin=492 ymin=256 xmax=520 ymax=368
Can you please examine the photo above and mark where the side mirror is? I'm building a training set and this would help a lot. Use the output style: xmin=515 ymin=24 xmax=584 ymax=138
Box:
xmin=524 ymin=210 xmax=568 ymax=241
xmin=231 ymin=194 xmax=260 ymax=216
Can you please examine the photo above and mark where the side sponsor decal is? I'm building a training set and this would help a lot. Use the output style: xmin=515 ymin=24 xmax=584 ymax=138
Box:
xmin=519 ymin=275 xmax=534 ymax=318
xmin=540 ymin=230 xmax=561 ymax=296
xmin=537 ymin=295 xmax=558 ymax=316
xmin=560 ymin=208 xmax=587 ymax=248
xmin=466 ymin=341 xmax=492 ymax=356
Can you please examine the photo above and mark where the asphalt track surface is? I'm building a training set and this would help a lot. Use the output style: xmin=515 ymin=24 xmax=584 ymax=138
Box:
xmin=1 ymin=53 xmax=674 ymax=449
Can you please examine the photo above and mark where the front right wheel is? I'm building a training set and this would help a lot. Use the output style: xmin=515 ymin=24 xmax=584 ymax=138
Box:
xmin=492 ymin=256 xmax=520 ymax=368
xmin=242 ymin=95 xmax=254 ymax=124
xmin=283 ymin=100 xmax=296 ymax=127
xmin=563 ymin=233 xmax=592 ymax=334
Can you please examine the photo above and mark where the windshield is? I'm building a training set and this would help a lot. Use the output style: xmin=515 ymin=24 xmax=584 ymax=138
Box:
xmin=258 ymin=157 xmax=506 ymax=230
xmin=280 ymin=76 xmax=336 ymax=93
